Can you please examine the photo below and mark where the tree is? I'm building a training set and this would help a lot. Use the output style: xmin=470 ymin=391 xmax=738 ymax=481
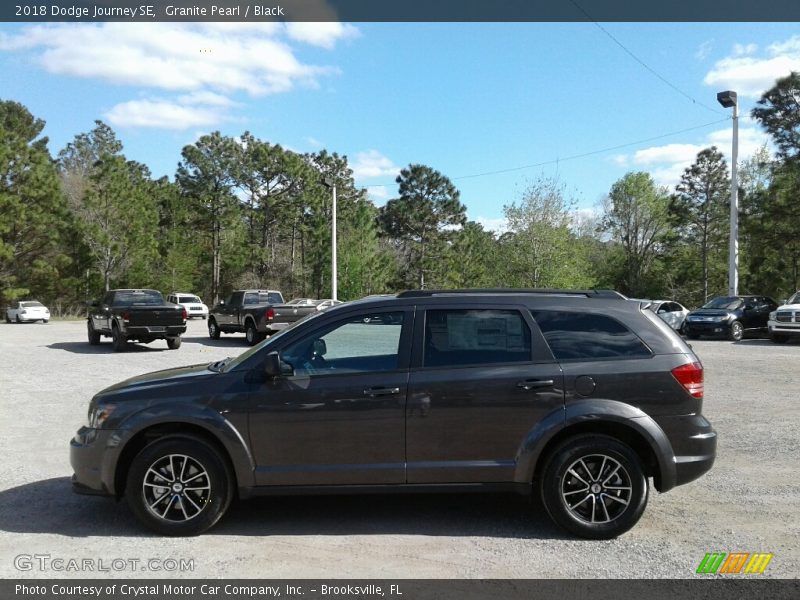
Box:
xmin=379 ymin=164 xmax=466 ymax=289
xmin=601 ymin=172 xmax=671 ymax=297
xmin=176 ymin=132 xmax=240 ymax=304
xmin=752 ymin=72 xmax=800 ymax=163
xmin=500 ymin=177 xmax=595 ymax=289
xmin=670 ymin=147 xmax=730 ymax=302
xmin=0 ymin=100 xmax=70 ymax=305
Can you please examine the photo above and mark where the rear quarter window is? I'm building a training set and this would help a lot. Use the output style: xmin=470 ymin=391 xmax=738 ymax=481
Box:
xmin=531 ymin=310 xmax=652 ymax=361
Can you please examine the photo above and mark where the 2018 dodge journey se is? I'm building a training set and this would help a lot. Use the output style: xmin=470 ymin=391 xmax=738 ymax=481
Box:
xmin=70 ymin=289 xmax=717 ymax=539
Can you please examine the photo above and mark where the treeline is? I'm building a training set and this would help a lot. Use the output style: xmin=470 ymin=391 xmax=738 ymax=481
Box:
xmin=2 ymin=73 xmax=800 ymax=314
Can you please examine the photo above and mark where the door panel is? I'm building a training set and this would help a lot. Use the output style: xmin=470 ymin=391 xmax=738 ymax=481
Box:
xmin=406 ymin=306 xmax=564 ymax=484
xmin=248 ymin=308 xmax=413 ymax=486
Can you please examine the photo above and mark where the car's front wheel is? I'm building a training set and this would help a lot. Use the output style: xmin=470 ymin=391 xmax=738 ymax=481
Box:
xmin=540 ymin=434 xmax=648 ymax=539
xmin=125 ymin=436 xmax=233 ymax=536
xmin=87 ymin=321 xmax=101 ymax=345
xmin=112 ymin=325 xmax=128 ymax=352
xmin=728 ymin=320 xmax=744 ymax=342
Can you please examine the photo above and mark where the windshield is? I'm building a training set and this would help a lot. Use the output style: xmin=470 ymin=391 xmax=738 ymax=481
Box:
xmin=21 ymin=301 xmax=44 ymax=308
xmin=788 ymin=292 xmax=800 ymax=305
xmin=702 ymin=297 xmax=743 ymax=310
xmin=179 ymin=296 xmax=201 ymax=303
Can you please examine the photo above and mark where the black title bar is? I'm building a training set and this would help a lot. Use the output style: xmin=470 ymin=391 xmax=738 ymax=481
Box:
xmin=4 ymin=0 xmax=800 ymax=22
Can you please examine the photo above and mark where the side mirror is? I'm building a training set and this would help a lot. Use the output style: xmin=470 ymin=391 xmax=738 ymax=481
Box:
xmin=264 ymin=351 xmax=293 ymax=378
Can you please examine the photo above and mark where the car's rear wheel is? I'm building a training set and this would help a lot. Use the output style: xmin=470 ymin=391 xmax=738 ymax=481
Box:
xmin=87 ymin=321 xmax=101 ymax=345
xmin=245 ymin=321 xmax=262 ymax=346
xmin=112 ymin=325 xmax=128 ymax=352
xmin=208 ymin=319 xmax=220 ymax=340
xmin=15 ymin=315 xmax=21 ymax=323
xmin=728 ymin=320 xmax=744 ymax=342
xmin=125 ymin=436 xmax=233 ymax=536
xmin=5 ymin=313 xmax=11 ymax=323
xmin=540 ymin=434 xmax=648 ymax=539
xmin=167 ymin=336 xmax=182 ymax=350
xmin=770 ymin=334 xmax=789 ymax=344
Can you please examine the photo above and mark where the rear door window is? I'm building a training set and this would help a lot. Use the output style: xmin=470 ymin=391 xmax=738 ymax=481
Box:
xmin=531 ymin=311 xmax=651 ymax=361
xmin=423 ymin=309 xmax=532 ymax=368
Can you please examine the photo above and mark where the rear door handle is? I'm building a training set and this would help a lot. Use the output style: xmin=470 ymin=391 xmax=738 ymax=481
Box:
xmin=516 ymin=379 xmax=554 ymax=391
xmin=363 ymin=387 xmax=401 ymax=397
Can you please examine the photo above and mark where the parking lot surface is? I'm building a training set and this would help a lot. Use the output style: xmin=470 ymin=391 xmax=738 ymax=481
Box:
xmin=0 ymin=319 xmax=798 ymax=578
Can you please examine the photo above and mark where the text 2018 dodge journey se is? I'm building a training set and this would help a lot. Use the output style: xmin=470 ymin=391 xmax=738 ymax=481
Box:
xmin=70 ymin=289 xmax=716 ymax=539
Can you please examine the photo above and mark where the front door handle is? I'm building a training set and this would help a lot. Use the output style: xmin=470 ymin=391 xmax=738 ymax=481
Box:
xmin=363 ymin=387 xmax=401 ymax=397
xmin=516 ymin=379 xmax=554 ymax=391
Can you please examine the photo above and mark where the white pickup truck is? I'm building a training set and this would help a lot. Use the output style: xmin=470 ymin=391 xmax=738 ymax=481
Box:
xmin=768 ymin=291 xmax=800 ymax=343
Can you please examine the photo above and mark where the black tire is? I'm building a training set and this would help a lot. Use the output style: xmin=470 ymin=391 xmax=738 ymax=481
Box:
xmin=540 ymin=434 xmax=648 ymax=539
xmin=15 ymin=315 xmax=21 ymax=323
xmin=208 ymin=318 xmax=221 ymax=340
xmin=770 ymin=334 xmax=789 ymax=344
xmin=125 ymin=436 xmax=233 ymax=536
xmin=87 ymin=321 xmax=101 ymax=345
xmin=42 ymin=320 xmax=48 ymax=324
xmin=112 ymin=325 xmax=128 ymax=352
xmin=245 ymin=321 xmax=262 ymax=346
xmin=202 ymin=316 xmax=207 ymax=320
xmin=728 ymin=320 xmax=744 ymax=342
xmin=5 ymin=314 xmax=10 ymax=323
xmin=167 ymin=336 xmax=182 ymax=350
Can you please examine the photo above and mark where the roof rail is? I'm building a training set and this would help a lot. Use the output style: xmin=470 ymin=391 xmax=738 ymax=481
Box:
xmin=396 ymin=288 xmax=626 ymax=299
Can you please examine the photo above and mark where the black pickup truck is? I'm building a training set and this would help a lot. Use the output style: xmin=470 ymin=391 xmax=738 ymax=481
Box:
xmin=87 ymin=289 xmax=187 ymax=351
xmin=209 ymin=290 xmax=317 ymax=345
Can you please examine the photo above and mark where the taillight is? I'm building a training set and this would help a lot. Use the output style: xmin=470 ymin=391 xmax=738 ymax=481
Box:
xmin=181 ymin=308 xmax=187 ymax=321
xmin=266 ymin=307 xmax=274 ymax=321
xmin=671 ymin=362 xmax=704 ymax=399
xmin=121 ymin=311 xmax=131 ymax=322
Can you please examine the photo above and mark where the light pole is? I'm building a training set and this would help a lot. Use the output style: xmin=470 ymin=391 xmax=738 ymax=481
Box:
xmin=322 ymin=177 xmax=338 ymax=301
xmin=717 ymin=90 xmax=739 ymax=296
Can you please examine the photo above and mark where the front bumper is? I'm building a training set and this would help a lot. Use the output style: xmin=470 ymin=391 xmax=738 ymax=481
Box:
xmin=768 ymin=320 xmax=800 ymax=337
xmin=70 ymin=427 xmax=120 ymax=497
xmin=655 ymin=414 xmax=717 ymax=488
xmin=684 ymin=320 xmax=731 ymax=337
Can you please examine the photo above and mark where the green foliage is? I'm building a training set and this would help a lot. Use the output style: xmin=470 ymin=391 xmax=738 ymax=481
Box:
xmin=601 ymin=172 xmax=672 ymax=297
xmin=752 ymin=72 xmax=800 ymax=163
xmin=379 ymin=164 xmax=466 ymax=289
xmin=0 ymin=100 xmax=72 ymax=306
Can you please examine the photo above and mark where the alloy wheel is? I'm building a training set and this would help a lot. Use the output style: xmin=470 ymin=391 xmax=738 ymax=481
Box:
xmin=561 ymin=454 xmax=632 ymax=524
xmin=142 ymin=454 xmax=211 ymax=522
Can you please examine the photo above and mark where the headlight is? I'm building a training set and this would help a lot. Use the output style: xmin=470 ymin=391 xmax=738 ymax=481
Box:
xmin=769 ymin=311 xmax=777 ymax=321
xmin=86 ymin=404 xmax=116 ymax=428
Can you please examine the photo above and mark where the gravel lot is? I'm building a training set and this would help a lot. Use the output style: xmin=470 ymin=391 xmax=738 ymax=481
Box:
xmin=0 ymin=319 xmax=798 ymax=579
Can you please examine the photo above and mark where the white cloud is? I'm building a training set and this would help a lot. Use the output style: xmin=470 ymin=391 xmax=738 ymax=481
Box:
xmin=285 ymin=22 xmax=360 ymax=49
xmin=105 ymin=99 xmax=223 ymax=130
xmin=474 ymin=216 xmax=508 ymax=233
xmin=633 ymin=143 xmax=704 ymax=166
xmin=351 ymin=150 xmax=400 ymax=180
xmin=695 ymin=40 xmax=713 ymax=61
xmin=0 ymin=22 xmax=359 ymax=130
xmin=306 ymin=136 xmax=324 ymax=148
xmin=609 ymin=154 xmax=629 ymax=167
xmin=704 ymin=35 xmax=800 ymax=98
xmin=365 ymin=186 xmax=390 ymax=203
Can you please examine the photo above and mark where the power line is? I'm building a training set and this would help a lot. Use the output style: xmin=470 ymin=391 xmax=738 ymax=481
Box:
xmin=362 ymin=117 xmax=730 ymax=188
xmin=569 ymin=0 xmax=726 ymax=117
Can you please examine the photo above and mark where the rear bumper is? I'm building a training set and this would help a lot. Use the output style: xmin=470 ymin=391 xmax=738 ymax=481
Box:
xmin=124 ymin=324 xmax=186 ymax=338
xmin=655 ymin=414 xmax=717 ymax=489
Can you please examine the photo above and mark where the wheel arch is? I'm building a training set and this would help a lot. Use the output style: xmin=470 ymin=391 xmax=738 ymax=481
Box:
xmin=516 ymin=399 xmax=677 ymax=493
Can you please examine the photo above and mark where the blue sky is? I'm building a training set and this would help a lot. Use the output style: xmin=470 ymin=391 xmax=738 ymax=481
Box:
xmin=1 ymin=22 xmax=799 ymax=229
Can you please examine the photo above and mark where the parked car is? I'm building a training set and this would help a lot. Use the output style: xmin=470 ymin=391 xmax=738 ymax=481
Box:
xmin=684 ymin=295 xmax=778 ymax=341
xmin=649 ymin=300 xmax=690 ymax=333
xmin=208 ymin=289 xmax=286 ymax=345
xmin=315 ymin=299 xmax=343 ymax=311
xmin=284 ymin=298 xmax=318 ymax=306
xmin=87 ymin=289 xmax=187 ymax=351
xmin=71 ymin=288 xmax=716 ymax=539
xmin=166 ymin=292 xmax=209 ymax=320
xmin=767 ymin=291 xmax=800 ymax=343
xmin=5 ymin=300 xmax=49 ymax=323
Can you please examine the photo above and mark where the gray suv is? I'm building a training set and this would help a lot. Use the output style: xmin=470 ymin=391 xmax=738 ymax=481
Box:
xmin=70 ymin=289 xmax=716 ymax=538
